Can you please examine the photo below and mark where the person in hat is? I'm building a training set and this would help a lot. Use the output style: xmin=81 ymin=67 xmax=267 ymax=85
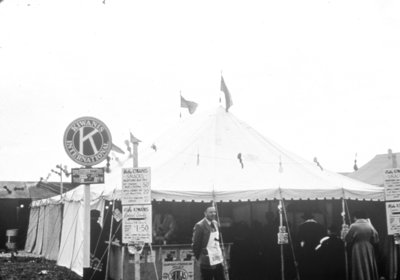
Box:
xmin=84 ymin=209 xmax=107 ymax=280
xmin=315 ymin=224 xmax=346 ymax=280
xmin=297 ymin=211 xmax=326 ymax=280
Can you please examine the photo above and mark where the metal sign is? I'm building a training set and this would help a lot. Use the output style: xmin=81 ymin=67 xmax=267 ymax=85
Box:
xmin=384 ymin=168 xmax=400 ymax=201
xmin=122 ymin=205 xmax=152 ymax=243
xmin=71 ymin=168 xmax=105 ymax=184
xmin=161 ymin=261 xmax=194 ymax=280
xmin=64 ymin=116 xmax=112 ymax=166
xmin=121 ymin=167 xmax=151 ymax=205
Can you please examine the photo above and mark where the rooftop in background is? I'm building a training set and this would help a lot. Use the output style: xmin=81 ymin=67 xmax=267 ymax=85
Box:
xmin=0 ymin=181 xmax=78 ymax=200
xmin=346 ymin=150 xmax=399 ymax=187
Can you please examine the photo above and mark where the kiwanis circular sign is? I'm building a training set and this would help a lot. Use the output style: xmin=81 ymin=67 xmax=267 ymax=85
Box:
xmin=63 ymin=117 xmax=112 ymax=166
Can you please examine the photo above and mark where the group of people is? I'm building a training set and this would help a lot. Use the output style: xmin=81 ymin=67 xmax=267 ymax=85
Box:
xmin=192 ymin=206 xmax=381 ymax=280
xmin=85 ymin=204 xmax=381 ymax=280
xmin=297 ymin=210 xmax=380 ymax=280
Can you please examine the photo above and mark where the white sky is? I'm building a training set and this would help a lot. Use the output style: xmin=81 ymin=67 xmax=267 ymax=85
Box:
xmin=1 ymin=0 xmax=400 ymax=181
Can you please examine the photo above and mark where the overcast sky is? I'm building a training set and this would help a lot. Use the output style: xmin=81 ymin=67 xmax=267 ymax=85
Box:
xmin=1 ymin=0 xmax=400 ymax=181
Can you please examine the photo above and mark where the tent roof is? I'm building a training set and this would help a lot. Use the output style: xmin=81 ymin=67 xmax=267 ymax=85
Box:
xmin=118 ymin=106 xmax=382 ymax=201
xmin=347 ymin=152 xmax=399 ymax=187
xmin=35 ymin=106 xmax=384 ymax=204
xmin=0 ymin=181 xmax=78 ymax=200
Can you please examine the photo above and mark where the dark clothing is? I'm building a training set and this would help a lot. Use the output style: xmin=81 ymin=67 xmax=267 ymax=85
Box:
xmin=345 ymin=219 xmax=379 ymax=280
xmin=316 ymin=234 xmax=346 ymax=280
xmin=84 ymin=219 xmax=107 ymax=280
xmin=297 ymin=219 xmax=326 ymax=280
xmin=192 ymin=218 xmax=226 ymax=280
xmin=200 ymin=264 xmax=225 ymax=280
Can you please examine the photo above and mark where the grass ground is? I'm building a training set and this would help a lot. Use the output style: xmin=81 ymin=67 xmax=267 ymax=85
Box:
xmin=0 ymin=252 xmax=81 ymax=280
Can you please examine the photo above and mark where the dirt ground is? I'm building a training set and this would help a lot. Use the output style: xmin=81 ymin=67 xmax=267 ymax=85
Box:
xmin=0 ymin=252 xmax=82 ymax=280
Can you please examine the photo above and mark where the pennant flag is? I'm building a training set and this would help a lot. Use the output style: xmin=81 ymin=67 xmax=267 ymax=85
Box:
xmin=180 ymin=95 xmax=198 ymax=114
xmin=220 ymin=76 xmax=233 ymax=112
xmin=353 ymin=153 xmax=358 ymax=171
xmin=130 ymin=132 xmax=141 ymax=144
xmin=111 ymin=143 xmax=125 ymax=154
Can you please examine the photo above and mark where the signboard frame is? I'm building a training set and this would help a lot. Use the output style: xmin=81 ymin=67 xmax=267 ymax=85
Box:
xmin=384 ymin=168 xmax=400 ymax=201
xmin=71 ymin=167 xmax=105 ymax=184
xmin=121 ymin=167 xmax=151 ymax=205
xmin=122 ymin=204 xmax=152 ymax=244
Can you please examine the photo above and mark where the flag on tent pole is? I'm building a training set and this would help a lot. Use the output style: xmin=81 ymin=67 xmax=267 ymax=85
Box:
xmin=111 ymin=143 xmax=125 ymax=154
xmin=220 ymin=76 xmax=233 ymax=112
xmin=130 ymin=132 xmax=141 ymax=144
xmin=180 ymin=95 xmax=198 ymax=115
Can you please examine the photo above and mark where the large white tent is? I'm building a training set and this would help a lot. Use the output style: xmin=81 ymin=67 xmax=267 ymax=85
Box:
xmin=26 ymin=106 xmax=384 ymax=276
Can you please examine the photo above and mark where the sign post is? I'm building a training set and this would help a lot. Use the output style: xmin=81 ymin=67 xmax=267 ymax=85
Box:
xmin=121 ymin=134 xmax=151 ymax=280
xmin=384 ymin=168 xmax=400 ymax=254
xmin=63 ymin=117 xmax=112 ymax=279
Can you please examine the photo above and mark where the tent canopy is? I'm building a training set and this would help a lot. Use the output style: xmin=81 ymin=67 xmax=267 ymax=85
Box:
xmin=134 ymin=106 xmax=383 ymax=201
xmin=33 ymin=106 xmax=383 ymax=205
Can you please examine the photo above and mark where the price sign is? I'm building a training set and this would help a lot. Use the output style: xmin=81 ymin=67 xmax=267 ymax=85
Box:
xmin=121 ymin=167 xmax=151 ymax=205
xmin=384 ymin=168 xmax=400 ymax=201
xmin=386 ymin=201 xmax=400 ymax=235
xmin=122 ymin=205 xmax=152 ymax=243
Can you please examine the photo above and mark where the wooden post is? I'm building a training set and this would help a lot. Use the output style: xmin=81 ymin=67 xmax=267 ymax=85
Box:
xmin=83 ymin=183 xmax=91 ymax=273
xmin=132 ymin=136 xmax=140 ymax=280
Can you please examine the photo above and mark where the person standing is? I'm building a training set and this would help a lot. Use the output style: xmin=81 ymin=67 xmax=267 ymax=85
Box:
xmin=192 ymin=205 xmax=225 ymax=280
xmin=297 ymin=211 xmax=326 ymax=280
xmin=84 ymin=209 xmax=107 ymax=280
xmin=315 ymin=225 xmax=346 ymax=280
xmin=345 ymin=210 xmax=379 ymax=280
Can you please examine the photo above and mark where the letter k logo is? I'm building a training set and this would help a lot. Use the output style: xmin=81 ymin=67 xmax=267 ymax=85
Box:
xmin=79 ymin=128 xmax=99 ymax=155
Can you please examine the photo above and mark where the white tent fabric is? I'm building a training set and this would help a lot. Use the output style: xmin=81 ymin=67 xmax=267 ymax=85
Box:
xmin=57 ymin=199 xmax=104 ymax=276
xmin=32 ymin=206 xmax=45 ymax=255
xmin=24 ymin=206 xmax=39 ymax=252
xmin=104 ymin=106 xmax=384 ymax=201
xmin=43 ymin=204 xmax=63 ymax=260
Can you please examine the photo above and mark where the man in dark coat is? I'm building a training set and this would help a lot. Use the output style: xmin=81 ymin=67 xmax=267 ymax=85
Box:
xmin=297 ymin=211 xmax=326 ymax=280
xmin=84 ymin=209 xmax=107 ymax=280
xmin=192 ymin=206 xmax=225 ymax=280
xmin=315 ymin=225 xmax=346 ymax=280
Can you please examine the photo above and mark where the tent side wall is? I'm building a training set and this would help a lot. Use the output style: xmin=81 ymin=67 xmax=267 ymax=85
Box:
xmin=24 ymin=206 xmax=39 ymax=252
xmin=57 ymin=199 xmax=104 ymax=277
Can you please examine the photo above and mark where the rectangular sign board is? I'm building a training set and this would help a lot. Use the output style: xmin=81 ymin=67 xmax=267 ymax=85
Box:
xmin=121 ymin=167 xmax=151 ymax=204
xmin=161 ymin=261 xmax=194 ymax=280
xmin=386 ymin=201 xmax=400 ymax=235
xmin=122 ymin=205 xmax=152 ymax=243
xmin=384 ymin=168 xmax=400 ymax=201
xmin=71 ymin=168 xmax=105 ymax=184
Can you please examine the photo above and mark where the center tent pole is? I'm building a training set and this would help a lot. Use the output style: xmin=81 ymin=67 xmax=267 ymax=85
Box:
xmin=278 ymin=200 xmax=285 ymax=280
xmin=211 ymin=197 xmax=230 ymax=280
xmin=341 ymin=189 xmax=350 ymax=280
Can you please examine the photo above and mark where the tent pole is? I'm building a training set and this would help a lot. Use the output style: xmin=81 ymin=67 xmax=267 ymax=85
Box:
xmin=341 ymin=190 xmax=349 ymax=280
xmin=105 ymin=195 xmax=116 ymax=280
xmin=83 ymin=183 xmax=91 ymax=277
xmin=278 ymin=199 xmax=285 ymax=280
xmin=212 ymin=198 xmax=230 ymax=280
